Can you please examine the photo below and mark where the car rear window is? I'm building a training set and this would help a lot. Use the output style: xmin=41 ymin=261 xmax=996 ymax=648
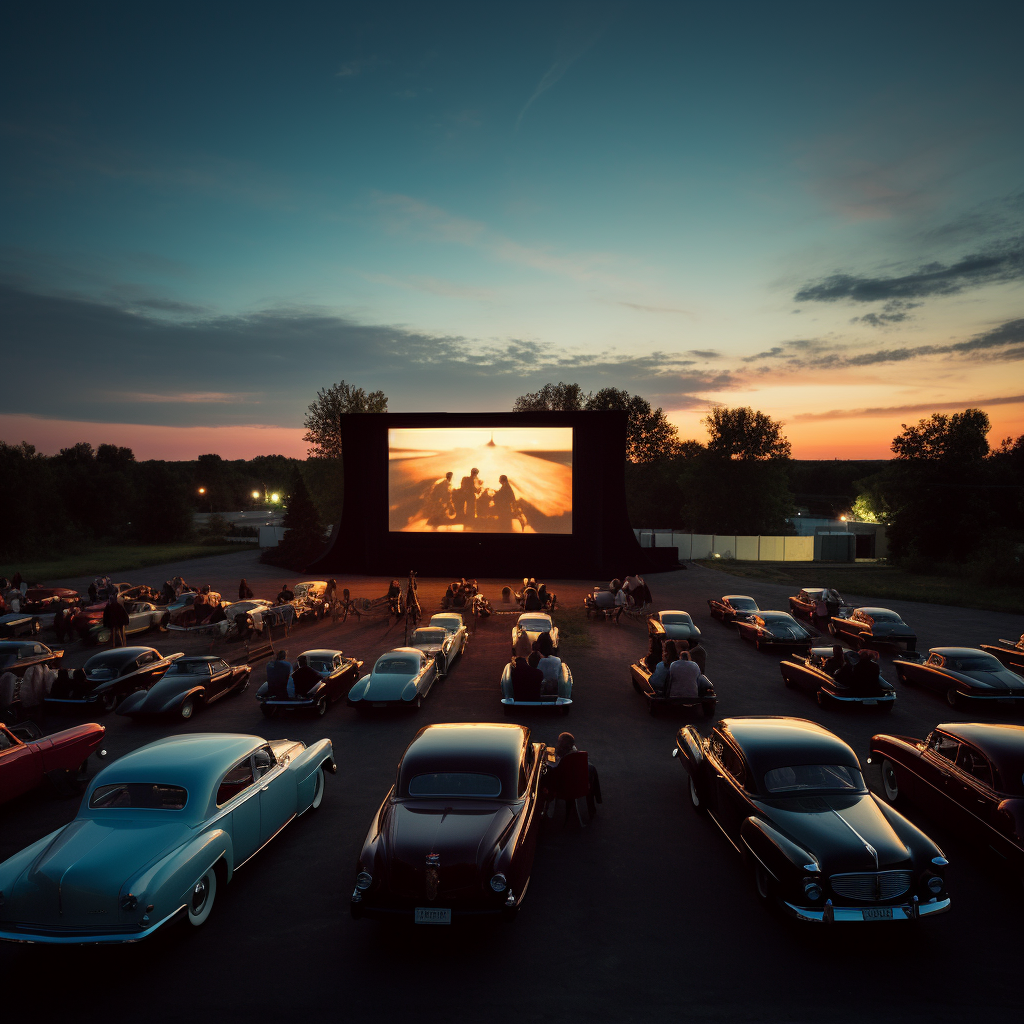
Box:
xmin=167 ymin=661 xmax=211 ymax=675
xmin=413 ymin=629 xmax=447 ymax=645
xmin=408 ymin=773 xmax=502 ymax=797
xmin=90 ymin=783 xmax=188 ymax=809
xmin=376 ymin=657 xmax=418 ymax=674
xmin=519 ymin=618 xmax=549 ymax=631
xmin=661 ymin=614 xmax=692 ymax=625
xmin=763 ymin=765 xmax=864 ymax=794
xmin=947 ymin=654 xmax=1002 ymax=671
xmin=730 ymin=599 xmax=757 ymax=610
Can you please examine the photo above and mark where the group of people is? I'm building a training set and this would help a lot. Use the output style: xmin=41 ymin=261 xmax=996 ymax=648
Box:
xmin=823 ymin=645 xmax=882 ymax=692
xmin=423 ymin=470 xmax=527 ymax=531
xmin=644 ymin=635 xmax=711 ymax=699
xmin=514 ymin=579 xmax=557 ymax=612
xmin=0 ymin=659 xmax=58 ymax=722
xmin=264 ymin=650 xmax=321 ymax=700
xmin=509 ymin=629 xmax=563 ymax=701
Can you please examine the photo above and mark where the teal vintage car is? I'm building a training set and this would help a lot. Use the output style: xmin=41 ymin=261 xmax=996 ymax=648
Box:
xmin=0 ymin=732 xmax=335 ymax=944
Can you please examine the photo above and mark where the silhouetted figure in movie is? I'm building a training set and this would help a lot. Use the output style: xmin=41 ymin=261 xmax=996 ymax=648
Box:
xmin=423 ymin=472 xmax=456 ymax=524
xmin=494 ymin=474 xmax=527 ymax=531
xmin=458 ymin=468 xmax=484 ymax=520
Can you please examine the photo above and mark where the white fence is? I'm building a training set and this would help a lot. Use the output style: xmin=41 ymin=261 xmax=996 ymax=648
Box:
xmin=636 ymin=531 xmax=815 ymax=562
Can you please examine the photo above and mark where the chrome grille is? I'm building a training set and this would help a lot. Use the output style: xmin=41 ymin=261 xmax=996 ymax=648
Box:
xmin=829 ymin=870 xmax=913 ymax=902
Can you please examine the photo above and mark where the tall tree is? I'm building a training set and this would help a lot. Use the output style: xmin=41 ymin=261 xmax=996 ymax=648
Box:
xmin=891 ymin=409 xmax=990 ymax=462
xmin=513 ymin=382 xmax=587 ymax=412
xmin=703 ymin=406 xmax=792 ymax=460
xmin=266 ymin=471 xmax=326 ymax=567
xmin=303 ymin=380 xmax=388 ymax=459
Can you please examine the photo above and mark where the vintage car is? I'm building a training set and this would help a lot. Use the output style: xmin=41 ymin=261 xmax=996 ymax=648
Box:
xmin=828 ymin=607 xmax=916 ymax=651
xmin=257 ymin=649 xmax=363 ymax=717
xmin=0 ymin=731 xmax=335 ymax=943
xmin=789 ymin=588 xmax=845 ymax=622
xmin=0 ymin=613 xmax=42 ymax=639
xmin=427 ymin=613 xmax=469 ymax=663
xmin=0 ymin=720 xmax=105 ymax=804
xmin=707 ymin=595 xmax=759 ymax=623
xmin=629 ymin=659 xmax=716 ymax=717
xmin=44 ymin=646 xmax=182 ymax=714
xmin=350 ymin=723 xmax=543 ymax=923
xmin=21 ymin=587 xmax=81 ymax=614
xmin=163 ymin=590 xmax=224 ymax=628
xmin=893 ymin=648 xmax=1024 ymax=708
xmin=780 ymin=648 xmax=896 ymax=710
xmin=84 ymin=601 xmax=167 ymax=646
xmin=734 ymin=612 xmax=816 ymax=652
xmin=648 ymin=610 xmax=702 ymax=644
xmin=673 ymin=716 xmax=951 ymax=922
xmin=291 ymin=581 xmax=331 ymax=621
xmin=0 ymin=640 xmax=63 ymax=675
xmin=222 ymin=599 xmax=273 ymax=627
xmin=70 ymin=587 xmax=152 ymax=638
xmin=980 ymin=636 xmax=1024 ymax=674
xmin=346 ymin=648 xmax=438 ymax=710
xmin=410 ymin=623 xmax=466 ymax=678
xmin=117 ymin=656 xmax=251 ymax=720
xmin=500 ymin=659 xmax=573 ymax=713
xmin=511 ymin=612 xmax=559 ymax=652
xmin=869 ymin=723 xmax=1023 ymax=885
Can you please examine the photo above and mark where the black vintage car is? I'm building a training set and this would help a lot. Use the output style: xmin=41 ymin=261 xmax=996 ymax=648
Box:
xmin=0 ymin=640 xmax=63 ymax=675
xmin=893 ymin=648 xmax=1024 ymax=709
xmin=981 ymin=636 xmax=1024 ymax=674
xmin=735 ymin=612 xmax=816 ymax=652
xmin=351 ymin=723 xmax=543 ymax=923
xmin=828 ymin=607 xmax=916 ymax=651
xmin=630 ymin=658 xmax=716 ymax=717
xmin=789 ymin=588 xmax=844 ymax=622
xmin=674 ymin=716 xmax=950 ymax=921
xmin=116 ymin=655 xmax=251 ymax=720
xmin=707 ymin=595 xmax=759 ymax=623
xmin=257 ymin=648 xmax=363 ymax=717
xmin=44 ymin=646 xmax=182 ymax=714
xmin=780 ymin=648 xmax=896 ymax=711
xmin=869 ymin=723 xmax=1023 ymax=887
xmin=0 ymin=614 xmax=42 ymax=639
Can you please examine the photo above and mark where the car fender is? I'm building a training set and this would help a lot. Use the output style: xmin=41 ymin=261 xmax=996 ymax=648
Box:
xmin=0 ymin=826 xmax=67 ymax=891
xmin=347 ymin=676 xmax=369 ymax=703
xmin=115 ymin=689 xmax=147 ymax=715
xmin=287 ymin=738 xmax=335 ymax=808
xmin=500 ymin=663 xmax=513 ymax=699
xmin=175 ymin=686 xmax=206 ymax=710
xmin=740 ymin=816 xmax=819 ymax=883
xmin=402 ymin=677 xmax=422 ymax=701
xmin=674 ymin=725 xmax=704 ymax=774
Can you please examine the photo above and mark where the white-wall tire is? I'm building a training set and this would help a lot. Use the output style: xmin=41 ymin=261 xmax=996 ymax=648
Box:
xmin=309 ymin=767 xmax=325 ymax=811
xmin=187 ymin=868 xmax=217 ymax=927
xmin=880 ymin=759 xmax=900 ymax=803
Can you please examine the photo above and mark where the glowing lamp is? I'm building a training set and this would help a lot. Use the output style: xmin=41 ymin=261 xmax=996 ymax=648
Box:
xmin=252 ymin=490 xmax=260 ymax=499
xmin=270 ymin=493 xmax=280 ymax=503
xmin=197 ymin=487 xmax=206 ymax=494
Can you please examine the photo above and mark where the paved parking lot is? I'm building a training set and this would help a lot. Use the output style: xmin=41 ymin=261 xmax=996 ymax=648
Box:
xmin=2 ymin=552 xmax=1022 ymax=1024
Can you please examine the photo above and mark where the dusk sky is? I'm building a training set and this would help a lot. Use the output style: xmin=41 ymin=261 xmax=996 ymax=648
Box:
xmin=3 ymin=1 xmax=1022 ymax=460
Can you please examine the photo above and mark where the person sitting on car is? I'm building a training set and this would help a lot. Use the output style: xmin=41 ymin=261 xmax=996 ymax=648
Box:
xmin=522 ymin=587 xmax=542 ymax=611
xmin=266 ymin=650 xmax=291 ymax=699
xmin=651 ymin=639 xmax=679 ymax=694
xmin=835 ymin=650 xmax=858 ymax=689
xmin=289 ymin=655 xmax=321 ymax=699
xmin=277 ymin=584 xmax=295 ymax=605
xmin=543 ymin=731 xmax=603 ymax=810
xmin=668 ymin=650 xmax=702 ymax=699
xmin=238 ymin=579 xmax=254 ymax=601
xmin=514 ymin=629 xmax=533 ymax=661
xmin=510 ymin=656 xmax=543 ymax=701
xmin=852 ymin=648 xmax=881 ymax=693
xmin=823 ymin=645 xmax=845 ymax=677
xmin=644 ymin=635 xmax=664 ymax=673
xmin=535 ymin=631 xmax=562 ymax=695
xmin=50 ymin=668 xmax=73 ymax=699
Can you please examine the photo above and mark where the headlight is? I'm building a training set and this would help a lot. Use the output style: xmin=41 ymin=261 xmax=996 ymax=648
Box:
xmin=355 ymin=871 xmax=373 ymax=891
xmin=490 ymin=873 xmax=507 ymax=892
xmin=803 ymin=880 xmax=822 ymax=901
xmin=926 ymin=875 xmax=943 ymax=894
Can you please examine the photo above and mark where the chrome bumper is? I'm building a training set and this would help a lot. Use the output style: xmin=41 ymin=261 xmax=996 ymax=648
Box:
xmin=828 ymin=693 xmax=897 ymax=703
xmin=500 ymin=697 xmax=572 ymax=706
xmin=782 ymin=896 xmax=950 ymax=922
xmin=0 ymin=905 xmax=186 ymax=944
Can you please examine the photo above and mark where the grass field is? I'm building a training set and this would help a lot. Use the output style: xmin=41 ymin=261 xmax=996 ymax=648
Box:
xmin=694 ymin=559 xmax=1023 ymax=614
xmin=1 ymin=543 xmax=258 ymax=585
xmin=554 ymin=604 xmax=595 ymax=648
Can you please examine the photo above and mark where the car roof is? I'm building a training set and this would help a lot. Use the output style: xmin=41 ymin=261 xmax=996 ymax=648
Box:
xmin=85 ymin=733 xmax=264 ymax=821
xmin=724 ymin=595 xmax=755 ymax=601
xmin=518 ymin=611 xmax=551 ymax=620
xmin=858 ymin=607 xmax=898 ymax=616
xmin=929 ymin=647 xmax=992 ymax=658
xmin=430 ymin=613 xmax=463 ymax=623
xmin=177 ymin=655 xmax=224 ymax=663
xmin=800 ymin=588 xmax=825 ymax=596
xmin=938 ymin=724 xmax=1024 ymax=774
xmin=660 ymin=610 xmax=691 ymax=617
xmin=300 ymin=649 xmax=343 ymax=658
xmin=398 ymin=723 xmax=528 ymax=799
xmin=758 ymin=611 xmax=794 ymax=620
xmin=85 ymin=646 xmax=158 ymax=664
xmin=720 ymin=716 xmax=860 ymax=776
xmin=377 ymin=647 xmax=422 ymax=661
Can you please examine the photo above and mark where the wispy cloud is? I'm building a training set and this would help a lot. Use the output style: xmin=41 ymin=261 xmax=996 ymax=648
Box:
xmin=793 ymin=394 xmax=1024 ymax=421
xmin=125 ymin=392 xmax=258 ymax=404
xmin=618 ymin=301 xmax=695 ymax=316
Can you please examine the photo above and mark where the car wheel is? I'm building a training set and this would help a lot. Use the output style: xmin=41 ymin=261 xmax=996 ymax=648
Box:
xmin=315 ymin=695 xmax=327 ymax=717
xmin=880 ymin=700 xmax=895 ymax=713
xmin=187 ymin=868 xmax=216 ymax=928
xmin=946 ymin=687 xmax=961 ymax=708
xmin=689 ymin=775 xmax=705 ymax=813
xmin=260 ymin=703 xmax=277 ymax=718
xmin=503 ymin=704 xmax=512 ymax=717
xmin=308 ymin=766 xmax=325 ymax=811
xmin=180 ymin=698 xmax=194 ymax=720
xmin=753 ymin=861 xmax=773 ymax=903
xmin=880 ymin=758 xmax=900 ymax=803
xmin=98 ymin=693 xmax=117 ymax=713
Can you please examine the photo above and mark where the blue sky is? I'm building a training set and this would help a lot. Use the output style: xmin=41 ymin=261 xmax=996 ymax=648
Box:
xmin=3 ymin=0 xmax=1022 ymax=458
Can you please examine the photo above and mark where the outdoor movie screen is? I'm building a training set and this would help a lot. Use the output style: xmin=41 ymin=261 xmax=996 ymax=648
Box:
xmin=388 ymin=427 xmax=573 ymax=534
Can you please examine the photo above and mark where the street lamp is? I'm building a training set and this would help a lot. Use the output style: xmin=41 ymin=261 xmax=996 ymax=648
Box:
xmin=251 ymin=490 xmax=260 ymax=500
xmin=270 ymin=493 xmax=280 ymax=503
xmin=198 ymin=487 xmax=206 ymax=495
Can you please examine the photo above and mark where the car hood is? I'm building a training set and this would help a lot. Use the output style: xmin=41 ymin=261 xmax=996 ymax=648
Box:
xmin=8 ymin=817 xmax=191 ymax=928
xmin=966 ymin=668 xmax=1024 ymax=692
xmin=867 ymin=623 xmax=913 ymax=636
xmin=752 ymin=793 xmax=912 ymax=872
xmin=383 ymin=801 xmax=514 ymax=898
xmin=364 ymin=671 xmax=418 ymax=701
xmin=119 ymin=675 xmax=194 ymax=712
xmin=767 ymin=625 xmax=811 ymax=640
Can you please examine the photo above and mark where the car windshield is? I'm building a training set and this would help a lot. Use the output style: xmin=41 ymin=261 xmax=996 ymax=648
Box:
xmin=309 ymin=659 xmax=333 ymax=674
xmin=763 ymin=765 xmax=865 ymax=794
xmin=413 ymin=629 xmax=447 ymax=645
xmin=661 ymin=614 xmax=692 ymax=625
xmin=430 ymin=616 xmax=461 ymax=631
xmin=166 ymin=661 xmax=211 ymax=674
xmin=730 ymin=599 xmax=757 ymax=610
xmin=375 ymin=657 xmax=418 ymax=674
xmin=946 ymin=654 xmax=1002 ymax=671
xmin=85 ymin=654 xmax=133 ymax=675
xmin=519 ymin=618 xmax=550 ymax=631
xmin=408 ymin=772 xmax=502 ymax=797
xmin=89 ymin=783 xmax=188 ymax=809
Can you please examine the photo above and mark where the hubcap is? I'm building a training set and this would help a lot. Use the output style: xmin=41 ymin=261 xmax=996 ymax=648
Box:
xmin=192 ymin=879 xmax=207 ymax=913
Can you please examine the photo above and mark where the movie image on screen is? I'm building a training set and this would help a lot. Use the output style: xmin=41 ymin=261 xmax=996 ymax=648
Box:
xmin=388 ymin=427 xmax=573 ymax=534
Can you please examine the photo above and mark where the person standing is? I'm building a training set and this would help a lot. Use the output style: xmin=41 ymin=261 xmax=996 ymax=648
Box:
xmin=53 ymin=601 xmax=68 ymax=643
xmin=238 ymin=579 xmax=254 ymax=601
xmin=11 ymin=572 xmax=23 ymax=592
xmin=103 ymin=596 xmax=129 ymax=648
xmin=265 ymin=650 xmax=291 ymax=700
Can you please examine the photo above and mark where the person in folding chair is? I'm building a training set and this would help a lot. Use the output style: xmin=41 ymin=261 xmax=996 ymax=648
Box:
xmin=543 ymin=731 xmax=603 ymax=825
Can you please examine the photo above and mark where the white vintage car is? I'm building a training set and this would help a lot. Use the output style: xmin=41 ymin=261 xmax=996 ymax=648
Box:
xmin=0 ymin=733 xmax=335 ymax=943
xmin=512 ymin=612 xmax=559 ymax=652
xmin=87 ymin=602 xmax=166 ymax=645
xmin=346 ymin=648 xmax=439 ymax=710
xmin=412 ymin=614 xmax=469 ymax=678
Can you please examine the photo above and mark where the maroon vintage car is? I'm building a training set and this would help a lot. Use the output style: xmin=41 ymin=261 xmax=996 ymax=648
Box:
xmin=21 ymin=587 xmax=81 ymax=614
xmin=0 ymin=720 xmax=105 ymax=803
xmin=870 ymin=723 xmax=1023 ymax=885
xmin=351 ymin=723 xmax=544 ymax=923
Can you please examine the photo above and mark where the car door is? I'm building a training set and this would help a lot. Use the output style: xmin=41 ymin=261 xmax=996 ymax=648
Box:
xmin=897 ymin=653 xmax=931 ymax=687
xmin=418 ymin=654 xmax=436 ymax=696
xmin=217 ymin=756 xmax=262 ymax=863
xmin=711 ymin=738 xmax=751 ymax=844
xmin=950 ymin=743 xmax=1000 ymax=841
xmin=917 ymin=652 xmax=952 ymax=694
xmin=207 ymin=659 xmax=234 ymax=700
xmin=784 ymin=655 xmax=822 ymax=693
xmin=255 ymin=746 xmax=294 ymax=844
xmin=510 ymin=744 xmax=543 ymax=891
xmin=917 ymin=731 xmax=960 ymax=814
xmin=0 ymin=725 xmax=39 ymax=800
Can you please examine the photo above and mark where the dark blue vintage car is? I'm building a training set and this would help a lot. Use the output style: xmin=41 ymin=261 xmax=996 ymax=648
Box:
xmin=893 ymin=648 xmax=1024 ymax=708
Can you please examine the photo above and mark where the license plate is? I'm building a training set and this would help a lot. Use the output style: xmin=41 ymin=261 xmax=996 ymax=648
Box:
xmin=862 ymin=907 xmax=893 ymax=921
xmin=862 ymin=699 xmax=877 ymax=705
xmin=415 ymin=907 xmax=451 ymax=925
xmin=372 ymin=702 xmax=387 ymax=708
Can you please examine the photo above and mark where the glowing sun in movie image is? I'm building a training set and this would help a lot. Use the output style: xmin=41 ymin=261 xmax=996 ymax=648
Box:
xmin=388 ymin=427 xmax=573 ymax=534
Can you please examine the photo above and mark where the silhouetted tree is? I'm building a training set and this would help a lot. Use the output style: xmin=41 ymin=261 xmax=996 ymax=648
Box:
xmin=303 ymin=380 xmax=388 ymax=459
xmin=703 ymin=406 xmax=792 ymax=460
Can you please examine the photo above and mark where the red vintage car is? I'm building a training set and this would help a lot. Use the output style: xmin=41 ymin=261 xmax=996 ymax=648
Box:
xmin=21 ymin=587 xmax=81 ymax=614
xmin=0 ymin=720 xmax=105 ymax=803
